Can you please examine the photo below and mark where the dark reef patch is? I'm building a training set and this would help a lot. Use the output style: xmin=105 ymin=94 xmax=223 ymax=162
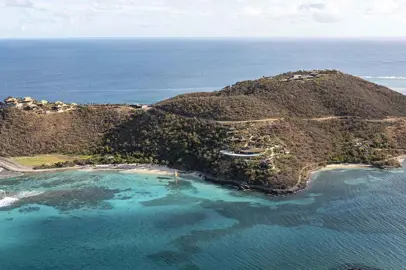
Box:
xmin=18 ymin=206 xmax=40 ymax=213
xmin=167 ymin=179 xmax=198 ymax=192
xmin=154 ymin=212 xmax=207 ymax=229
xmin=116 ymin=195 xmax=133 ymax=200
xmin=38 ymin=174 xmax=104 ymax=188
xmin=1 ymin=187 xmax=120 ymax=212
xmin=157 ymin=176 xmax=172 ymax=180
xmin=147 ymin=250 xmax=192 ymax=266
xmin=141 ymin=193 xmax=201 ymax=207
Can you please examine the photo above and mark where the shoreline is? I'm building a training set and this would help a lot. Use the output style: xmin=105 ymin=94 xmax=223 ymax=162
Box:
xmin=199 ymin=155 xmax=406 ymax=196
xmin=314 ymin=155 xmax=406 ymax=173
xmin=0 ymin=158 xmax=177 ymax=176
xmin=1 ymin=156 xmax=405 ymax=196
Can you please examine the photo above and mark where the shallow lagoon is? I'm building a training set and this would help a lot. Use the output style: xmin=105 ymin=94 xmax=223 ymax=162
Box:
xmin=1 ymin=169 xmax=406 ymax=270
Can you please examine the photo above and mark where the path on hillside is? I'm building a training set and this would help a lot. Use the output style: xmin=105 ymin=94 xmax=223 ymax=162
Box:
xmin=215 ymin=116 xmax=406 ymax=124
xmin=153 ymin=108 xmax=406 ymax=125
xmin=154 ymin=107 xmax=344 ymax=124
xmin=217 ymin=116 xmax=353 ymax=124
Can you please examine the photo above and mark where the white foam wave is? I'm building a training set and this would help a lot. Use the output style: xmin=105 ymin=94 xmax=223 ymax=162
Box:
xmin=0 ymin=190 xmax=43 ymax=208
xmin=0 ymin=197 xmax=19 ymax=208
xmin=15 ymin=191 xmax=43 ymax=199
xmin=361 ymin=76 xmax=406 ymax=80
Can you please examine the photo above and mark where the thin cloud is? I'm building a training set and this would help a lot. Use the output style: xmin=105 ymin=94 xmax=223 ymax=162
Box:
xmin=4 ymin=0 xmax=33 ymax=8
xmin=0 ymin=0 xmax=405 ymax=37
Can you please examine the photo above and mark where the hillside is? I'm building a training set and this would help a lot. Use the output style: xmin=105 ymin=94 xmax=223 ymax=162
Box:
xmin=100 ymin=110 xmax=406 ymax=192
xmin=0 ymin=106 xmax=131 ymax=157
xmin=155 ymin=70 xmax=406 ymax=121
xmin=2 ymin=70 xmax=406 ymax=194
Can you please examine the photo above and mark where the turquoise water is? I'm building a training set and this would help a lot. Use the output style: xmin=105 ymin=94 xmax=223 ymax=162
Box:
xmin=1 ymin=169 xmax=406 ymax=270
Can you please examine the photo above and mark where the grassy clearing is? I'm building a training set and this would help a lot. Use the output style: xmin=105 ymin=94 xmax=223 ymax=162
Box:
xmin=11 ymin=154 xmax=92 ymax=167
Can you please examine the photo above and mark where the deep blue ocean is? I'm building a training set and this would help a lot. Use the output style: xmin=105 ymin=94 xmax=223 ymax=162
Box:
xmin=0 ymin=39 xmax=406 ymax=104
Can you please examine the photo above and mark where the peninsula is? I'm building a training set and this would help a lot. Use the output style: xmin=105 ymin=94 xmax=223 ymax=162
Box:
xmin=2 ymin=70 xmax=406 ymax=194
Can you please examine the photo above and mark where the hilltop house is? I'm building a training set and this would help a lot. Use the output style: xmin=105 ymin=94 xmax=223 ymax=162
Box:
xmin=52 ymin=104 xmax=63 ymax=112
xmin=22 ymin=97 xmax=34 ymax=105
xmin=2 ymin=96 xmax=78 ymax=114
xmin=25 ymin=104 xmax=38 ymax=111
xmin=2 ymin=97 xmax=22 ymax=108
xmin=38 ymin=100 xmax=49 ymax=106
xmin=5 ymin=97 xmax=17 ymax=104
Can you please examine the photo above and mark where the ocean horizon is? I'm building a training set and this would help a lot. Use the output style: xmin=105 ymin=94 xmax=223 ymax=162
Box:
xmin=1 ymin=38 xmax=406 ymax=104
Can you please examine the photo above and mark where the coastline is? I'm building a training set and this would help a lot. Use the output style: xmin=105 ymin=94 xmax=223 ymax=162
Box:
xmin=199 ymin=155 xmax=406 ymax=196
xmin=1 ymin=155 xmax=405 ymax=196
xmin=0 ymin=158 xmax=176 ymax=177
xmin=315 ymin=155 xmax=406 ymax=173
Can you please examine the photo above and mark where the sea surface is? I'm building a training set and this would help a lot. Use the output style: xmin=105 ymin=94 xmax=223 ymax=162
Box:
xmin=1 ymin=168 xmax=406 ymax=270
xmin=1 ymin=39 xmax=406 ymax=269
xmin=0 ymin=38 xmax=406 ymax=104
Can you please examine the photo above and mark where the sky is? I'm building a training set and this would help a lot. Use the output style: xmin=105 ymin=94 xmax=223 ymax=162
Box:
xmin=0 ymin=0 xmax=406 ymax=38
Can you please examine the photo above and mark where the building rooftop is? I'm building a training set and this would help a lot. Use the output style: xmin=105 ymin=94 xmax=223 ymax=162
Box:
xmin=239 ymin=148 xmax=265 ymax=154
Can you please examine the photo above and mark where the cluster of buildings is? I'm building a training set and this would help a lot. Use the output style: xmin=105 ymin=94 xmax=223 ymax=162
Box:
xmin=0 ymin=96 xmax=78 ymax=114
xmin=279 ymin=71 xmax=321 ymax=82
xmin=130 ymin=103 xmax=150 ymax=110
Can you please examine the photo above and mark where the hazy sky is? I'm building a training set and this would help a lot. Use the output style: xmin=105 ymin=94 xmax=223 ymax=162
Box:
xmin=1 ymin=0 xmax=405 ymax=38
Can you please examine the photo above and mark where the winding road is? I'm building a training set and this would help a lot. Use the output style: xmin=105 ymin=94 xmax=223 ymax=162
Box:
xmin=153 ymin=107 xmax=406 ymax=125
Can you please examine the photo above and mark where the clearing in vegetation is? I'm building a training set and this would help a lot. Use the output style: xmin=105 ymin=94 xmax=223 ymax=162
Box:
xmin=11 ymin=154 xmax=92 ymax=167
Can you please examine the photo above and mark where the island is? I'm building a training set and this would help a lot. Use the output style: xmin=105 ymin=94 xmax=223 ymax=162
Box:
xmin=2 ymin=70 xmax=406 ymax=195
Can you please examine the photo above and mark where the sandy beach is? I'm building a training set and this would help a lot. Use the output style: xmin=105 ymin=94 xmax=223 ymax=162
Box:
xmin=317 ymin=155 xmax=406 ymax=172
xmin=92 ymin=164 xmax=176 ymax=176
xmin=0 ymin=158 xmax=177 ymax=177
xmin=317 ymin=163 xmax=373 ymax=172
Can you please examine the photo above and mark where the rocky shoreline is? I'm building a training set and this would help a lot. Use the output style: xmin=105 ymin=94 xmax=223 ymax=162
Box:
xmin=197 ymin=157 xmax=405 ymax=196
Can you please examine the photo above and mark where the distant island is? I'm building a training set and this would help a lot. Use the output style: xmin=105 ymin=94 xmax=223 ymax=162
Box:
xmin=2 ymin=70 xmax=406 ymax=195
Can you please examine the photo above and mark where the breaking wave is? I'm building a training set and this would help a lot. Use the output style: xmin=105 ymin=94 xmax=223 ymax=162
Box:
xmin=0 ymin=191 xmax=43 ymax=208
xmin=361 ymin=76 xmax=406 ymax=80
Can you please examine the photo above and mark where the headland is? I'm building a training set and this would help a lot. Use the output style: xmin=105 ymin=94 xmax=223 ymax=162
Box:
xmin=2 ymin=70 xmax=406 ymax=195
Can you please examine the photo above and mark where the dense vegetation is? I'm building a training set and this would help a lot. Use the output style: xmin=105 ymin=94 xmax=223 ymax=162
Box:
xmin=156 ymin=71 xmax=406 ymax=121
xmin=2 ymin=70 xmax=406 ymax=194
xmin=31 ymin=110 xmax=405 ymax=192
